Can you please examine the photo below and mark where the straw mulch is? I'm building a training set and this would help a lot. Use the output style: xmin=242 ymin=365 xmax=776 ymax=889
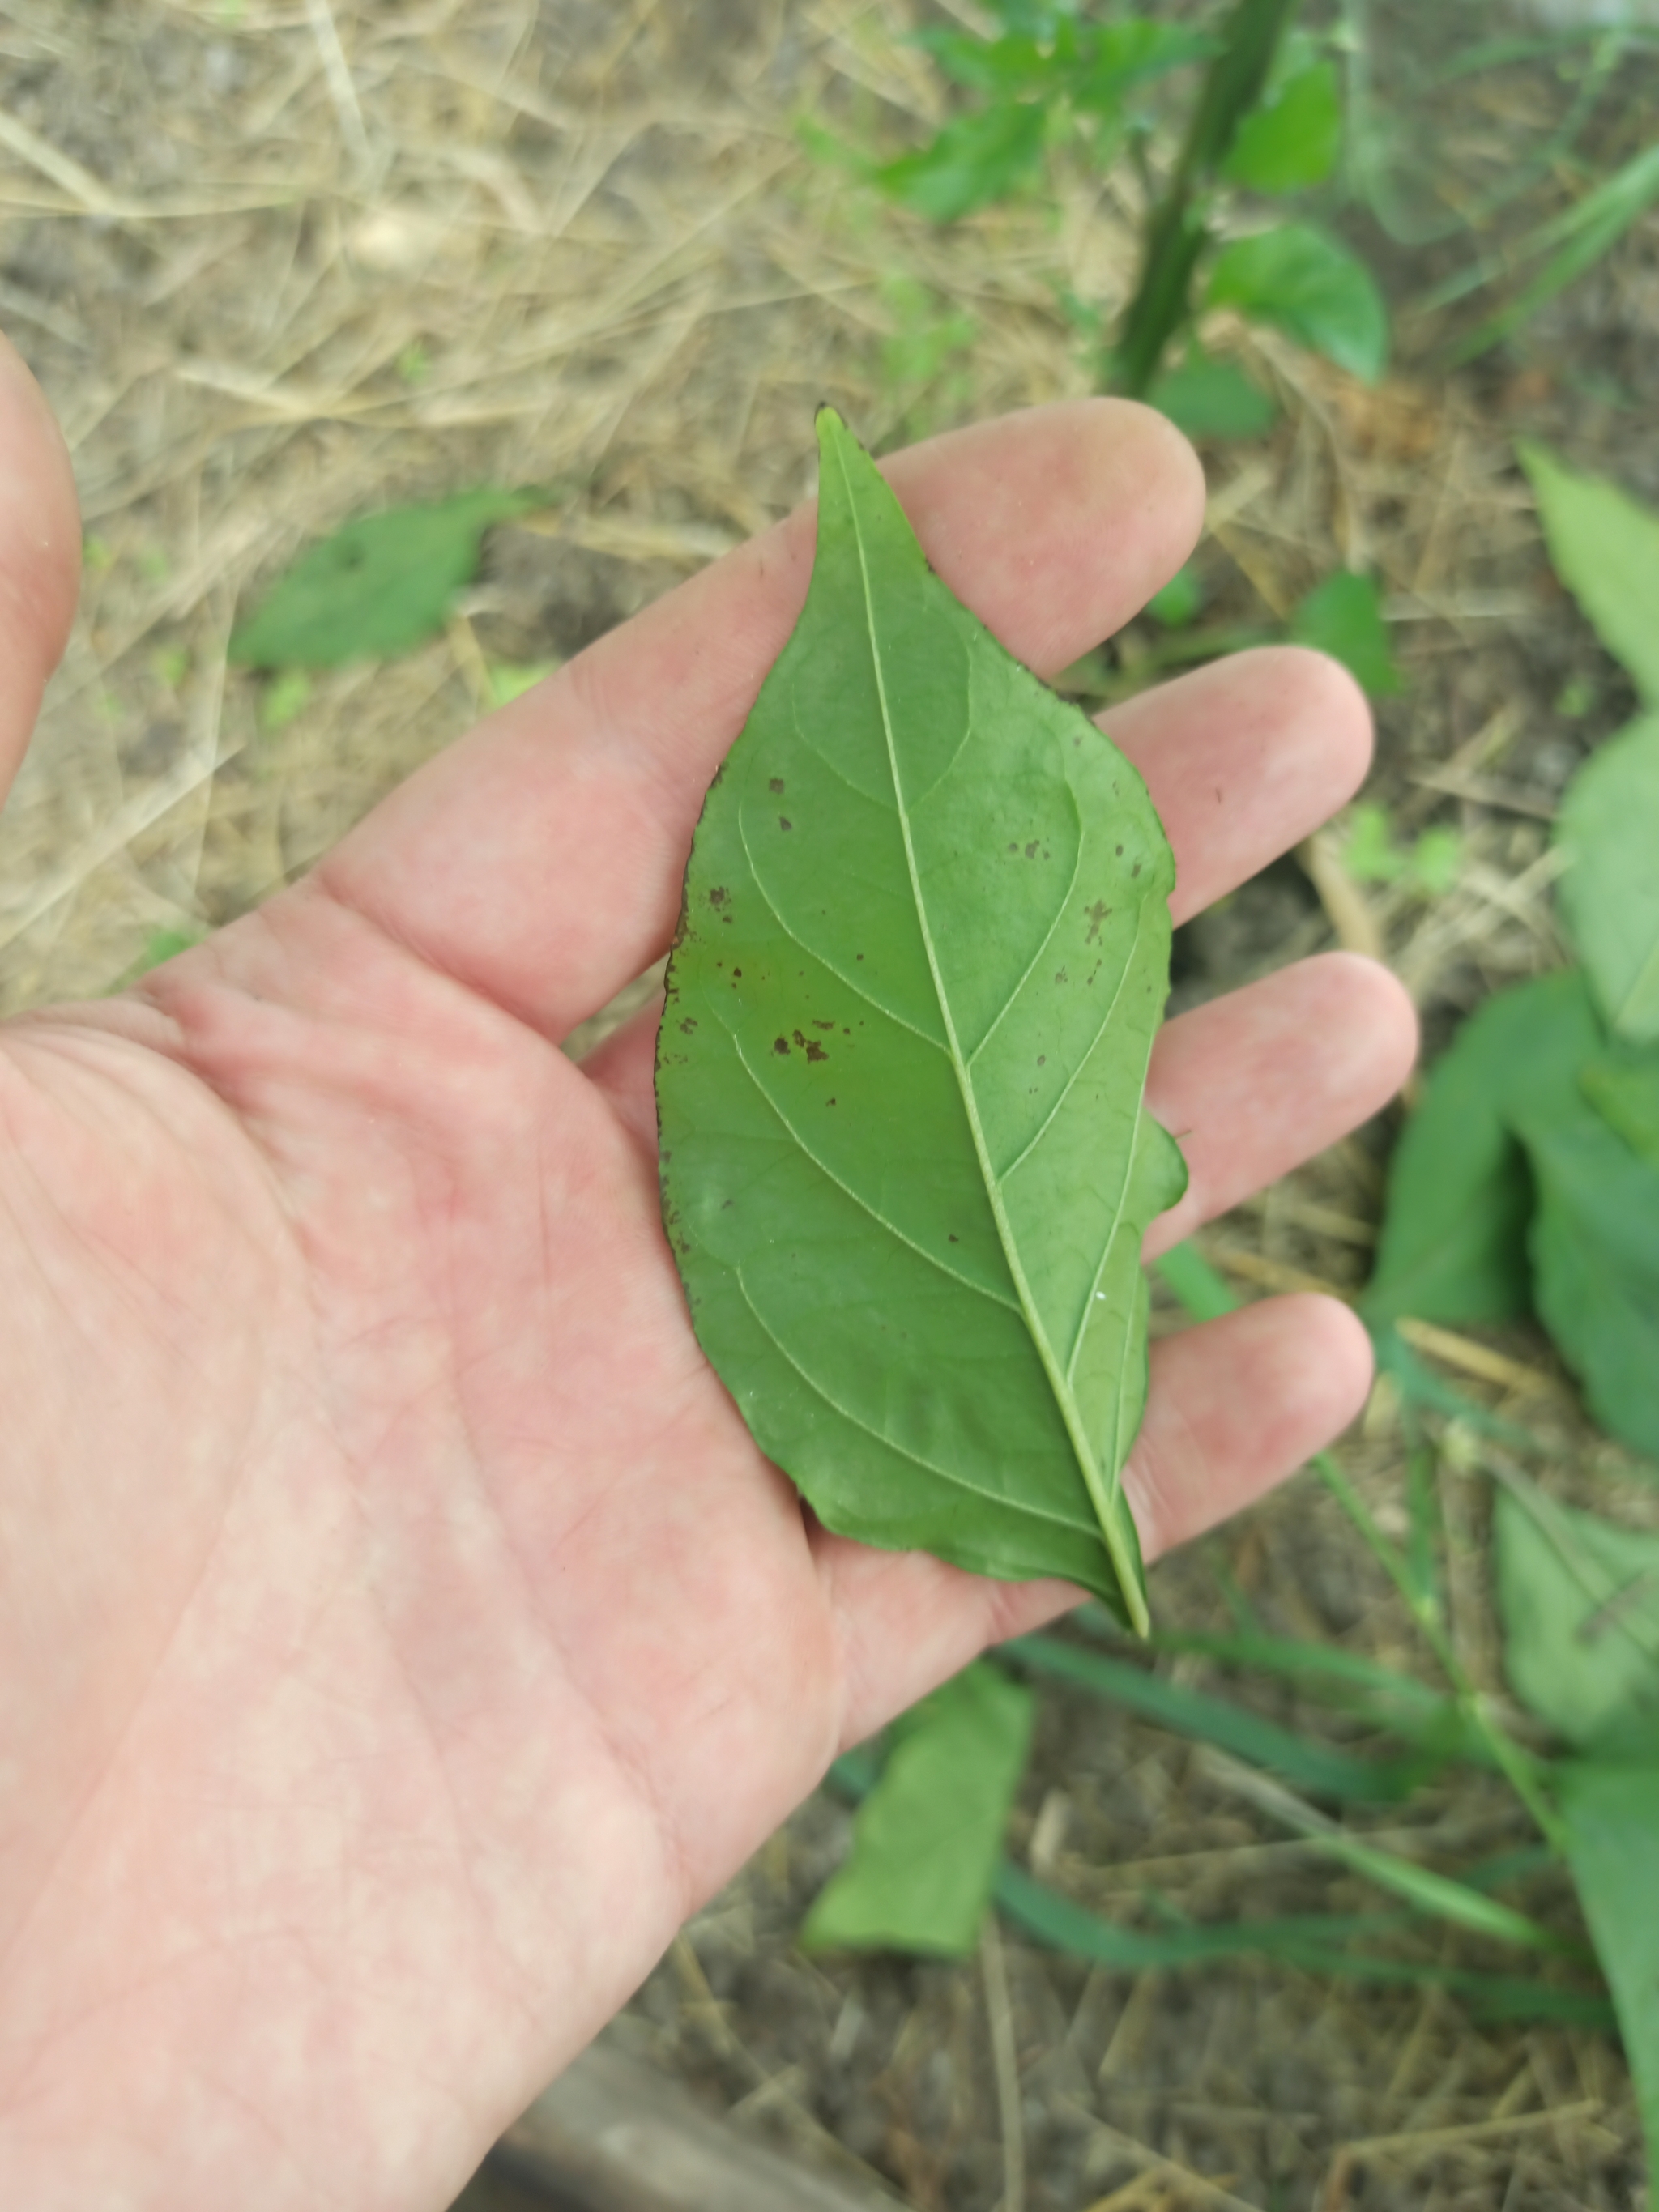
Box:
xmin=2 ymin=2 xmax=1655 ymax=2206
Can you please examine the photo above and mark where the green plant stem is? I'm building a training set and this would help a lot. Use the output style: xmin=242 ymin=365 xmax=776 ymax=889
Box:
xmin=1111 ymin=0 xmax=1303 ymax=394
xmin=1308 ymin=1447 xmax=1569 ymax=1853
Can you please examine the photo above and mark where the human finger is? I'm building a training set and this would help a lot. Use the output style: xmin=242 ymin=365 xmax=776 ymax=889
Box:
xmin=820 ymin=1293 xmax=1371 ymax=1748
xmin=1145 ymin=951 xmax=1416 ymax=1253
xmin=0 ymin=331 xmax=80 ymax=813
xmin=310 ymin=402 xmax=1205 ymax=1042
xmin=1107 ymin=646 xmax=1372 ymax=926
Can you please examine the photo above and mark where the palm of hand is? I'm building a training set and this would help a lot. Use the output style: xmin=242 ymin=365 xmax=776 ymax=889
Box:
xmin=0 ymin=373 xmax=1413 ymax=2210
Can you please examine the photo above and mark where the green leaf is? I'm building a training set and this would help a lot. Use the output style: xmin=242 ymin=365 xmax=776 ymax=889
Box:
xmin=1153 ymin=1238 xmax=1237 ymax=1322
xmin=230 ymin=487 xmax=547 ymax=669
xmin=1466 ymin=970 xmax=1659 ymax=1456
xmin=1363 ymin=974 xmax=1553 ymax=1330
xmin=1146 ymin=351 xmax=1277 ymax=441
xmin=1555 ymin=713 xmax=1659 ymax=1046
xmin=258 ymin=668 xmax=313 ymax=732
xmin=1454 ymin=142 xmax=1659 ymax=369
xmin=1582 ymin=1050 xmax=1659 ymax=1169
xmin=656 ymin=411 xmax=1186 ymax=1631
xmin=911 ymin=29 xmax=1051 ymax=96
xmin=801 ymin=1664 xmax=1034 ymax=1958
xmin=1520 ymin=444 xmax=1659 ymax=706
xmin=1342 ymin=800 xmax=1407 ymax=883
xmin=1010 ymin=1634 xmax=1432 ymax=1801
xmin=1144 ymin=561 xmax=1205 ymax=629
xmin=995 ymin=1865 xmax=1611 ymax=2022
xmin=1206 ymin=224 xmax=1389 ymax=383
xmin=1287 ymin=572 xmax=1402 ymax=695
xmin=874 ymin=102 xmax=1046 ymax=224
xmin=1068 ymin=19 xmax=1216 ymax=113
xmin=485 ymin=658 xmax=558 ymax=708
xmin=1220 ymin=59 xmax=1341 ymax=193
xmin=1559 ymin=1756 xmax=1659 ymax=2160
xmin=1495 ymin=1480 xmax=1659 ymax=1751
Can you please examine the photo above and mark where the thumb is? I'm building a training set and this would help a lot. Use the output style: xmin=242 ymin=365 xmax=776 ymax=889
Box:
xmin=0 ymin=329 xmax=81 ymax=812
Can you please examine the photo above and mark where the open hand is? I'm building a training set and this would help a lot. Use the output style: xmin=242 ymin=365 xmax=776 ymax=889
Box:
xmin=0 ymin=334 xmax=1414 ymax=2210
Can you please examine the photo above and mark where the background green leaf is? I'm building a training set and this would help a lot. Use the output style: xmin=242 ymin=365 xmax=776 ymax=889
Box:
xmin=1010 ymin=1634 xmax=1435 ymax=1801
xmin=1491 ymin=971 xmax=1659 ymax=1457
xmin=1205 ymin=224 xmax=1389 ymax=382
xmin=656 ymin=411 xmax=1185 ymax=1630
xmin=874 ymin=102 xmax=1046 ymax=222
xmin=801 ymin=1664 xmax=1034 ymax=1958
xmin=1495 ymin=1482 xmax=1659 ymax=1750
xmin=1147 ymin=350 xmax=1278 ymax=440
xmin=1287 ymin=572 xmax=1402 ymax=695
xmin=1581 ymin=1051 xmax=1659 ymax=1169
xmin=1068 ymin=20 xmax=1216 ymax=113
xmin=230 ymin=486 xmax=546 ymax=668
xmin=1519 ymin=442 xmax=1659 ymax=705
xmin=1554 ymin=713 xmax=1659 ymax=1045
xmin=1363 ymin=975 xmax=1549 ymax=1329
xmin=1559 ymin=1758 xmax=1659 ymax=2155
xmin=1220 ymin=59 xmax=1341 ymax=193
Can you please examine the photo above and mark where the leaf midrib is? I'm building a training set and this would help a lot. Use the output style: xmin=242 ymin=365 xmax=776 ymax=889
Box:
xmin=833 ymin=434 xmax=1149 ymax=1634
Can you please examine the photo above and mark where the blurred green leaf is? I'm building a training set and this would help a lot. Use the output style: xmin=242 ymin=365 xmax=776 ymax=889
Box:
xmin=1555 ymin=713 xmax=1659 ymax=1046
xmin=1496 ymin=1478 xmax=1659 ymax=1752
xmin=801 ymin=1664 xmax=1034 ymax=1958
xmin=1363 ymin=974 xmax=1551 ymax=1330
xmin=996 ymin=1865 xmax=1610 ymax=2020
xmin=1010 ymin=1634 xmax=1434 ymax=1801
xmin=1154 ymin=1238 xmax=1237 ymax=1323
xmin=1454 ymin=142 xmax=1659 ymax=367
xmin=1581 ymin=1051 xmax=1659 ymax=1170
xmin=1069 ymin=19 xmax=1215 ymax=113
xmin=109 ymin=926 xmax=204 ymax=992
xmin=258 ymin=668 xmax=313 ymax=731
xmin=911 ymin=29 xmax=1051 ymax=96
xmin=1221 ymin=59 xmax=1341 ymax=193
xmin=1147 ymin=350 xmax=1277 ymax=440
xmin=1145 ymin=562 xmax=1205 ymax=629
xmin=1559 ymin=1756 xmax=1659 ymax=2156
xmin=485 ymin=660 xmax=557 ymax=708
xmin=231 ymin=487 xmax=547 ymax=669
xmin=1288 ymin=572 xmax=1402 ymax=696
xmin=1206 ymin=224 xmax=1388 ymax=382
xmin=1411 ymin=825 xmax=1462 ymax=896
xmin=1520 ymin=443 xmax=1659 ymax=707
xmin=874 ymin=101 xmax=1046 ymax=223
xmin=1344 ymin=800 xmax=1406 ymax=882
xmin=1516 ymin=995 xmax=1659 ymax=1460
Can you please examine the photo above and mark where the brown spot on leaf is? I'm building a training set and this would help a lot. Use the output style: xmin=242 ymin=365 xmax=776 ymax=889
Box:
xmin=769 ymin=777 xmax=785 ymax=795
xmin=1084 ymin=900 xmax=1110 ymax=944
xmin=779 ymin=816 xmax=793 ymax=831
xmin=680 ymin=1017 xmax=697 ymax=1034
xmin=1024 ymin=840 xmax=1039 ymax=859
xmin=774 ymin=1037 xmax=789 ymax=1055
xmin=709 ymin=885 xmax=729 ymax=906
xmin=1055 ymin=967 xmax=1068 ymax=986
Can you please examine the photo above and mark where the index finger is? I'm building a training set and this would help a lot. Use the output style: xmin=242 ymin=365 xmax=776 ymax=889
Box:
xmin=309 ymin=402 xmax=1206 ymax=1042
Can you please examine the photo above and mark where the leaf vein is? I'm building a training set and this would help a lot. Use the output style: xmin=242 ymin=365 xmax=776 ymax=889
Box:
xmin=728 ymin=1033 xmax=1021 ymax=1312
xmin=734 ymin=1271 xmax=1091 ymax=1536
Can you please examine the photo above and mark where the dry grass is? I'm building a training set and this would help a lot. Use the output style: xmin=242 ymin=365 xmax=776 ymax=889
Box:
xmin=3 ymin=3 xmax=1657 ymax=2208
